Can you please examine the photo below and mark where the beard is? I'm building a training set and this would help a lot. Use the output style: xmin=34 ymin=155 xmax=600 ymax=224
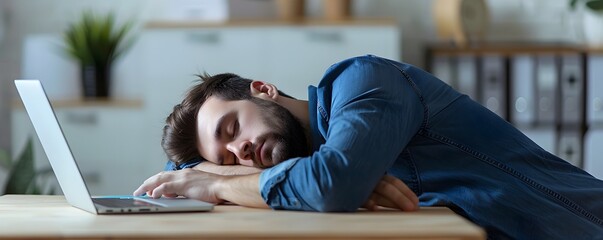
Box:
xmin=249 ymin=97 xmax=309 ymax=167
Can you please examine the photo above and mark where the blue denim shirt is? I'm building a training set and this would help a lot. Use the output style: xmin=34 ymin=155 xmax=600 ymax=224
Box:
xmin=164 ymin=158 xmax=201 ymax=171
xmin=168 ymin=55 xmax=603 ymax=239
xmin=258 ymin=55 xmax=603 ymax=239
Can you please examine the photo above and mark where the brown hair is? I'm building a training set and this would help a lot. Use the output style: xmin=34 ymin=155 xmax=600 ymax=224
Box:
xmin=162 ymin=73 xmax=293 ymax=166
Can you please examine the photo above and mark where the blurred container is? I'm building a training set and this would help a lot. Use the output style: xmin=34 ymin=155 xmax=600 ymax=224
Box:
xmin=323 ymin=0 xmax=351 ymax=21
xmin=276 ymin=0 xmax=305 ymax=22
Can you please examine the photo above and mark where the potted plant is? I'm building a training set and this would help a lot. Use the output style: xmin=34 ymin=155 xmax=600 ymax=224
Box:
xmin=0 ymin=137 xmax=55 ymax=194
xmin=570 ymin=0 xmax=603 ymax=46
xmin=63 ymin=11 xmax=134 ymax=99
xmin=570 ymin=0 xmax=603 ymax=11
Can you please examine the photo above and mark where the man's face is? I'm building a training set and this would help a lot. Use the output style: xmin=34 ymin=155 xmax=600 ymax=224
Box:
xmin=196 ymin=96 xmax=308 ymax=168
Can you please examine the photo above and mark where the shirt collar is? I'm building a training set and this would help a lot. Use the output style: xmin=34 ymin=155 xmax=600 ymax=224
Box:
xmin=308 ymin=85 xmax=323 ymax=152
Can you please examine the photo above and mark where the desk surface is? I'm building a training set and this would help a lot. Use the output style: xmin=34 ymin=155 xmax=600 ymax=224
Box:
xmin=0 ymin=195 xmax=485 ymax=240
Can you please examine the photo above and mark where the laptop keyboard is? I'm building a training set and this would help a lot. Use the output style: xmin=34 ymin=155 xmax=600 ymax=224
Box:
xmin=93 ymin=198 xmax=156 ymax=208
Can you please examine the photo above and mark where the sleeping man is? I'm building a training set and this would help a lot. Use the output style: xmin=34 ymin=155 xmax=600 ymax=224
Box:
xmin=134 ymin=55 xmax=603 ymax=239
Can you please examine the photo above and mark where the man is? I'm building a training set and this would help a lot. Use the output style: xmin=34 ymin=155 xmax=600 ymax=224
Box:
xmin=135 ymin=55 xmax=603 ymax=239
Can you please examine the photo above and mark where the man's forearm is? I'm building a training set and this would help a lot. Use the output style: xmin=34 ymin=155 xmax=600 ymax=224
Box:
xmin=193 ymin=161 xmax=263 ymax=176
xmin=216 ymin=173 xmax=269 ymax=208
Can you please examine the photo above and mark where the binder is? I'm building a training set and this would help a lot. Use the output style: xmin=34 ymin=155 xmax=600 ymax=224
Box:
xmin=431 ymin=55 xmax=456 ymax=87
xmin=587 ymin=54 xmax=603 ymax=125
xmin=522 ymin=129 xmax=557 ymax=155
xmin=456 ymin=55 xmax=479 ymax=100
xmin=584 ymin=54 xmax=603 ymax=178
xmin=535 ymin=55 xmax=559 ymax=126
xmin=557 ymin=129 xmax=583 ymax=167
xmin=510 ymin=55 xmax=536 ymax=127
xmin=557 ymin=54 xmax=585 ymax=168
xmin=480 ymin=54 xmax=507 ymax=119
xmin=560 ymin=54 xmax=584 ymax=126
xmin=584 ymin=130 xmax=603 ymax=179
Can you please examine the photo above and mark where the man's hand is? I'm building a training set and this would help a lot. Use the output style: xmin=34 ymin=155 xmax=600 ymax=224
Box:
xmin=133 ymin=169 xmax=269 ymax=208
xmin=362 ymin=175 xmax=419 ymax=211
xmin=133 ymin=169 xmax=225 ymax=203
xmin=193 ymin=161 xmax=263 ymax=176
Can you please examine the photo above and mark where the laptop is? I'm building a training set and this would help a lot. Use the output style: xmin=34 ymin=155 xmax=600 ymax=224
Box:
xmin=14 ymin=79 xmax=214 ymax=214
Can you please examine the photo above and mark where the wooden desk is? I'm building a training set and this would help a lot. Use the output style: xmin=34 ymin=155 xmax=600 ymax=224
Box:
xmin=0 ymin=195 xmax=485 ymax=240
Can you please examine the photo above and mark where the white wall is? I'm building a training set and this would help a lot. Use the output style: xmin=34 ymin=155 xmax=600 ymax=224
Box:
xmin=0 ymin=0 xmax=580 ymax=186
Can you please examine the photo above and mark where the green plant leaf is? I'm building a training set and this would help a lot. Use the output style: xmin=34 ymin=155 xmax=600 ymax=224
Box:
xmin=571 ymin=0 xmax=579 ymax=9
xmin=36 ymin=168 xmax=56 ymax=195
xmin=46 ymin=185 xmax=57 ymax=195
xmin=586 ymin=0 xmax=603 ymax=11
xmin=26 ymin=177 xmax=41 ymax=195
xmin=62 ymin=10 xmax=136 ymax=75
xmin=0 ymin=148 xmax=10 ymax=169
xmin=112 ymin=20 xmax=135 ymax=60
xmin=4 ymin=138 xmax=36 ymax=194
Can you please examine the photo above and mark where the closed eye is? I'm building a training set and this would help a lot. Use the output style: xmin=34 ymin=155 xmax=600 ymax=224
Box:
xmin=233 ymin=120 xmax=239 ymax=139
xmin=215 ymin=111 xmax=236 ymax=141
xmin=229 ymin=152 xmax=237 ymax=165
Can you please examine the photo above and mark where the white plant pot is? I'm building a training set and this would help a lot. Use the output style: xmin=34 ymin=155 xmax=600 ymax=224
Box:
xmin=583 ymin=10 xmax=603 ymax=47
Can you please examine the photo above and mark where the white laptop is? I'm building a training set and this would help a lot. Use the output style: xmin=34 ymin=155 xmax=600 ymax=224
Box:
xmin=14 ymin=80 xmax=214 ymax=214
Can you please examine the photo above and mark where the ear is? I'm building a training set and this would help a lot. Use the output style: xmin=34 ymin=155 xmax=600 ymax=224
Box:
xmin=250 ymin=81 xmax=279 ymax=101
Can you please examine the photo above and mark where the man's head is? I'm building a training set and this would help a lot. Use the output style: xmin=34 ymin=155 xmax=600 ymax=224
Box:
xmin=162 ymin=73 xmax=309 ymax=168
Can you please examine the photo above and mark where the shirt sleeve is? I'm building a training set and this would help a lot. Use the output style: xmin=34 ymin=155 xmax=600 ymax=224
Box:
xmin=259 ymin=56 xmax=426 ymax=212
xmin=163 ymin=158 xmax=203 ymax=171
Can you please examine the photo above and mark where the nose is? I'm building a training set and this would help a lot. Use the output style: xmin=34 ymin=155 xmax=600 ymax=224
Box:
xmin=227 ymin=140 xmax=253 ymax=163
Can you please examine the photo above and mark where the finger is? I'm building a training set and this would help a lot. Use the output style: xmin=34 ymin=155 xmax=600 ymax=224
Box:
xmin=162 ymin=193 xmax=179 ymax=198
xmin=364 ymin=192 xmax=399 ymax=210
xmin=150 ymin=182 xmax=177 ymax=199
xmin=368 ymin=192 xmax=399 ymax=210
xmin=362 ymin=198 xmax=376 ymax=211
xmin=132 ymin=187 xmax=146 ymax=196
xmin=133 ymin=172 xmax=173 ymax=196
xmin=374 ymin=180 xmax=416 ymax=211
xmin=382 ymin=175 xmax=419 ymax=206
xmin=133 ymin=180 xmax=158 ymax=196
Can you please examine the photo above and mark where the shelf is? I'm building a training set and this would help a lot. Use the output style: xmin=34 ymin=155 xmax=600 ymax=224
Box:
xmin=145 ymin=18 xmax=397 ymax=28
xmin=12 ymin=99 xmax=144 ymax=109
xmin=428 ymin=43 xmax=603 ymax=56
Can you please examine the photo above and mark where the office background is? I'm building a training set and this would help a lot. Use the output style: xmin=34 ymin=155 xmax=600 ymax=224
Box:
xmin=0 ymin=0 xmax=598 ymax=194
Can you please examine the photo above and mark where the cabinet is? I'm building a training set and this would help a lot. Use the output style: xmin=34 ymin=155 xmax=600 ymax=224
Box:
xmin=11 ymin=101 xmax=147 ymax=195
xmin=427 ymin=45 xmax=603 ymax=172
xmin=140 ymin=22 xmax=399 ymax=106
xmin=12 ymin=21 xmax=400 ymax=195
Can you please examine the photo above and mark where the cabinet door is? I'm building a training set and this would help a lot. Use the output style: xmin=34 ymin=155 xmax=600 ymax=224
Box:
xmin=56 ymin=107 xmax=146 ymax=195
xmin=265 ymin=26 xmax=400 ymax=100
xmin=11 ymin=107 xmax=146 ymax=196
xmin=142 ymin=28 xmax=266 ymax=117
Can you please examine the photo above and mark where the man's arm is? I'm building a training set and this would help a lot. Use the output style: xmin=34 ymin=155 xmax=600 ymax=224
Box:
xmin=133 ymin=169 xmax=268 ymax=208
xmin=216 ymin=173 xmax=267 ymax=208
xmin=257 ymin=56 xmax=424 ymax=212
xmin=193 ymin=161 xmax=262 ymax=175
xmin=134 ymin=166 xmax=417 ymax=210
